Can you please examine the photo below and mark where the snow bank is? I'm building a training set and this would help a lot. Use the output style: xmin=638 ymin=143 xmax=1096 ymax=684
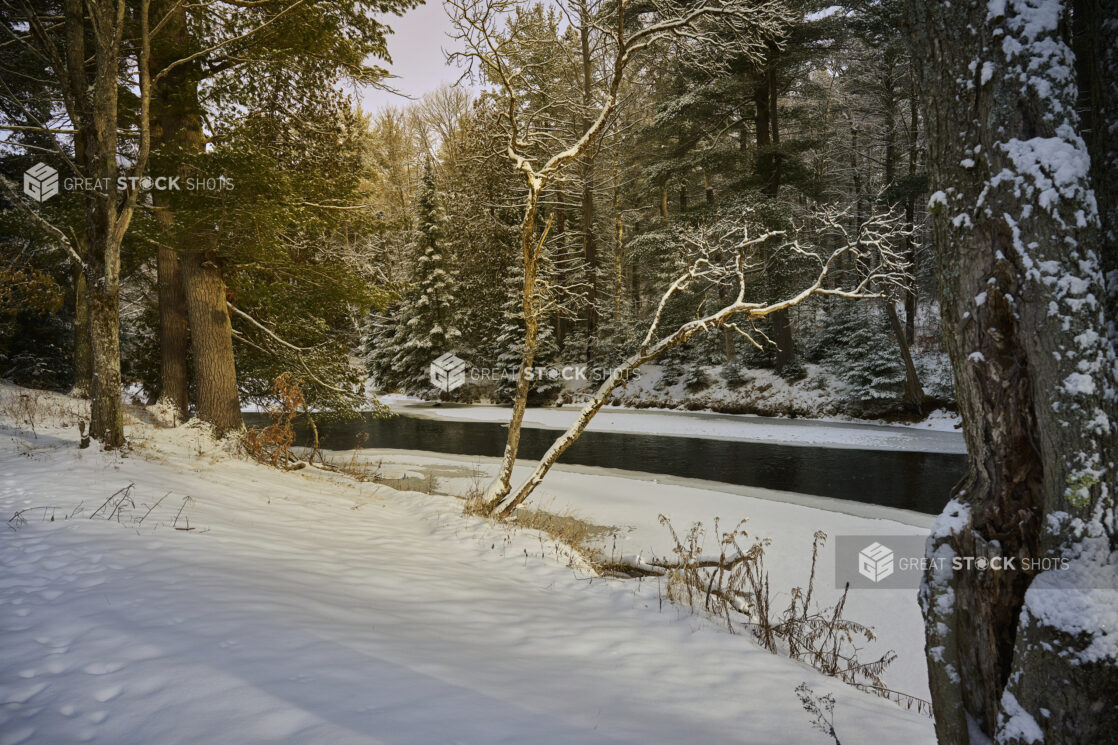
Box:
xmin=0 ymin=387 xmax=936 ymax=744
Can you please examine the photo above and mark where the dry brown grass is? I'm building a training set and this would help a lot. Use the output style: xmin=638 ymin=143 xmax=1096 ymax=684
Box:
xmin=505 ymin=505 xmax=615 ymax=563
xmin=462 ymin=473 xmax=615 ymax=569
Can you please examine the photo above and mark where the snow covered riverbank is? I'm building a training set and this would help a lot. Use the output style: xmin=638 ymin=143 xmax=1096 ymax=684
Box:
xmin=384 ymin=395 xmax=966 ymax=454
xmin=0 ymin=389 xmax=936 ymax=744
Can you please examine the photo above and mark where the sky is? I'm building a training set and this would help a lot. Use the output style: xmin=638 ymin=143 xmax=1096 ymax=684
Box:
xmin=360 ymin=1 xmax=477 ymax=113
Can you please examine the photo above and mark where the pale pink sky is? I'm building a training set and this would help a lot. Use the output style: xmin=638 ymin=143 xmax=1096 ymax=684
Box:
xmin=361 ymin=2 xmax=475 ymax=113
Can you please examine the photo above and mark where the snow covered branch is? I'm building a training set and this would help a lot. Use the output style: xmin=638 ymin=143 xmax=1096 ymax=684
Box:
xmin=483 ymin=204 xmax=911 ymax=517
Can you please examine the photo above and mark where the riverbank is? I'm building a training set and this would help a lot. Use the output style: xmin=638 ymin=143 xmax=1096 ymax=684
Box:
xmin=383 ymin=395 xmax=966 ymax=455
xmin=0 ymin=385 xmax=935 ymax=744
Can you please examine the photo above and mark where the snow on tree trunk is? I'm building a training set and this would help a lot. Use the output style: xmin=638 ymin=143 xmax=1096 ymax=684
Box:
xmin=905 ymin=0 xmax=1117 ymax=742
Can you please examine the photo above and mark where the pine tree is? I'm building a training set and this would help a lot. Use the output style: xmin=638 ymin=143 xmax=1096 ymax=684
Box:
xmin=388 ymin=165 xmax=463 ymax=394
xmin=820 ymin=303 xmax=905 ymax=407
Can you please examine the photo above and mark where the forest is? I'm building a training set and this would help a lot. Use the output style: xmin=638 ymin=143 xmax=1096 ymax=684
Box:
xmin=2 ymin=0 xmax=948 ymax=427
xmin=0 ymin=0 xmax=1115 ymax=744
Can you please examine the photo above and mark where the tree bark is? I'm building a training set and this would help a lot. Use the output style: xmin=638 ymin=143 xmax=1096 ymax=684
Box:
xmin=904 ymin=94 xmax=919 ymax=345
xmin=149 ymin=0 xmax=242 ymax=429
xmin=905 ymin=1 xmax=1118 ymax=742
xmin=755 ymin=55 xmax=795 ymax=374
xmin=149 ymin=0 xmax=198 ymax=420
xmin=67 ymin=0 xmax=149 ymax=449
xmin=884 ymin=299 xmax=923 ymax=412
xmin=579 ymin=5 xmax=597 ymax=360
xmin=181 ymin=250 xmax=242 ymax=436
xmin=1071 ymin=0 xmax=1118 ymax=326
xmin=71 ymin=261 xmax=91 ymax=397
xmin=87 ymin=282 xmax=123 ymax=447
xmin=483 ymin=194 xmax=543 ymax=507
xmin=156 ymin=246 xmax=189 ymax=418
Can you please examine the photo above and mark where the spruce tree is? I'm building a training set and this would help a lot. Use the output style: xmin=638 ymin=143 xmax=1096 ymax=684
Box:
xmin=390 ymin=165 xmax=462 ymax=394
xmin=820 ymin=303 xmax=904 ymax=407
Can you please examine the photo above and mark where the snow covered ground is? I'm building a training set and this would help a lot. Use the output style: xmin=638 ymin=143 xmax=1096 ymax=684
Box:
xmin=384 ymin=395 xmax=966 ymax=454
xmin=0 ymin=387 xmax=936 ymax=744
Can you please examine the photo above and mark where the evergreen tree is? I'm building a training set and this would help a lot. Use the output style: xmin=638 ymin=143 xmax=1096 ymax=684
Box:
xmin=390 ymin=165 xmax=462 ymax=394
xmin=819 ymin=304 xmax=904 ymax=408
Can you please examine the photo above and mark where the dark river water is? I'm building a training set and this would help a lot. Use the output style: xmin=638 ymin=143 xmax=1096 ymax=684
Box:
xmin=249 ymin=411 xmax=967 ymax=515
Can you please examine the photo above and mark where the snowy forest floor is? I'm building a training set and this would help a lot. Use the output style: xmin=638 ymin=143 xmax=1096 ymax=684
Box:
xmin=1 ymin=385 xmax=936 ymax=744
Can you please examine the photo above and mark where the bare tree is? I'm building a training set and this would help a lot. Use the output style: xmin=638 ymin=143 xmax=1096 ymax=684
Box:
xmin=478 ymin=205 xmax=910 ymax=517
xmin=448 ymin=0 xmax=794 ymax=508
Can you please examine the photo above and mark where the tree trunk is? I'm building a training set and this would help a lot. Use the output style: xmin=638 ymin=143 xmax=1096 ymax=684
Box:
xmin=753 ymin=65 xmax=776 ymax=194
xmin=156 ymin=246 xmax=189 ymax=419
xmin=86 ymin=282 xmax=123 ymax=448
xmin=1071 ymin=0 xmax=1118 ymax=325
xmin=884 ymin=299 xmax=923 ymax=412
xmin=71 ymin=0 xmax=134 ymax=449
xmin=755 ymin=55 xmax=796 ymax=375
xmin=149 ymin=0 xmax=200 ymax=421
xmin=905 ymin=1 xmax=1118 ymax=742
xmin=904 ymin=92 xmax=919 ymax=345
xmin=555 ymin=190 xmax=567 ymax=347
xmin=71 ymin=263 xmax=91 ymax=397
xmin=483 ymin=194 xmax=542 ymax=508
xmin=181 ymin=250 xmax=242 ymax=436
xmin=770 ymin=308 xmax=794 ymax=372
xmin=579 ymin=6 xmax=597 ymax=360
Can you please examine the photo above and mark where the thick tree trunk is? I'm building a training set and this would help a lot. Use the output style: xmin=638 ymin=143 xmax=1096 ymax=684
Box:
xmin=1071 ymin=0 xmax=1118 ymax=325
xmin=156 ymin=246 xmax=189 ymax=418
xmin=149 ymin=0 xmax=200 ymax=420
xmin=770 ymin=308 xmax=794 ymax=372
xmin=87 ymin=283 xmax=123 ymax=447
xmin=905 ymin=1 xmax=1118 ymax=742
xmin=181 ymin=250 xmax=242 ymax=436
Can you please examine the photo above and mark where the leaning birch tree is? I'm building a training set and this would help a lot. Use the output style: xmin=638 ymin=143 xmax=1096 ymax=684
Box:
xmin=479 ymin=206 xmax=911 ymax=517
xmin=905 ymin=0 xmax=1118 ymax=742
xmin=447 ymin=0 xmax=794 ymax=507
